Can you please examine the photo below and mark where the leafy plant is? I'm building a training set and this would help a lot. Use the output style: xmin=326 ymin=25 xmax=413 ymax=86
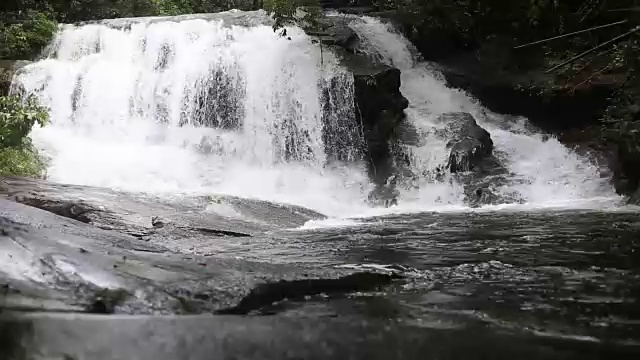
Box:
xmin=263 ymin=0 xmax=298 ymax=32
xmin=0 ymin=144 xmax=46 ymax=177
xmin=0 ymin=95 xmax=48 ymax=148
xmin=0 ymin=94 xmax=48 ymax=178
xmin=0 ymin=10 xmax=57 ymax=60
xmin=262 ymin=0 xmax=323 ymax=33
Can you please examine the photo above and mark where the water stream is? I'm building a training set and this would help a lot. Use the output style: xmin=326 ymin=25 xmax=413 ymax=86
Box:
xmin=13 ymin=11 xmax=625 ymax=219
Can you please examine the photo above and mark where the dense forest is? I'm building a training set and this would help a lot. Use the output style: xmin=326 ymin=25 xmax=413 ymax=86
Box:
xmin=1 ymin=0 xmax=640 ymax=199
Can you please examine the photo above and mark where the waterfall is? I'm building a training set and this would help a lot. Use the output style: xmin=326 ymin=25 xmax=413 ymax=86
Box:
xmin=13 ymin=11 xmax=623 ymax=218
xmin=349 ymin=16 xmax=621 ymax=209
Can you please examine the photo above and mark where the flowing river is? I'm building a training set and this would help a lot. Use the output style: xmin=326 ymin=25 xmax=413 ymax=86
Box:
xmin=1 ymin=9 xmax=638 ymax=360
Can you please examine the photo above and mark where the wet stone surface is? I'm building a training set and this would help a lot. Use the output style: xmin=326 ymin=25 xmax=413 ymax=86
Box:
xmin=1 ymin=177 xmax=640 ymax=359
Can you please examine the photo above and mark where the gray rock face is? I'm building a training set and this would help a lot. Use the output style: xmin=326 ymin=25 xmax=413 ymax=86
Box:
xmin=0 ymin=177 xmax=397 ymax=315
xmin=304 ymin=16 xmax=411 ymax=205
xmin=439 ymin=112 xmax=493 ymax=173
xmin=306 ymin=19 xmax=360 ymax=53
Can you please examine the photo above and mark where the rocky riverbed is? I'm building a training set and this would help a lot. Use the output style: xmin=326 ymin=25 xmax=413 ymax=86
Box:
xmin=2 ymin=177 xmax=640 ymax=359
xmin=2 ymin=7 xmax=640 ymax=359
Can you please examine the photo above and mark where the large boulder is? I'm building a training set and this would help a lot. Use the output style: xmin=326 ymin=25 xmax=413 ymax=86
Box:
xmin=305 ymin=15 xmax=411 ymax=205
xmin=306 ymin=19 xmax=360 ymax=53
xmin=439 ymin=112 xmax=493 ymax=173
xmin=353 ymin=66 xmax=409 ymax=188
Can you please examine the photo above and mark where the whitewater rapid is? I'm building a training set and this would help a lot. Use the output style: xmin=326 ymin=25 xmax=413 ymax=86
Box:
xmin=349 ymin=16 xmax=620 ymax=211
xmin=13 ymin=11 xmax=623 ymax=218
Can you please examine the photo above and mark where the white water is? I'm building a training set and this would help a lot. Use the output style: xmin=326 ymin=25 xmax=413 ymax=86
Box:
xmin=14 ymin=12 xmax=623 ymax=218
xmin=349 ymin=16 xmax=621 ymax=210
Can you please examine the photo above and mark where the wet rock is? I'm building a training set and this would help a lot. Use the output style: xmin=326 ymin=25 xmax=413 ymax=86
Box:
xmin=312 ymin=14 xmax=412 ymax=195
xmin=12 ymin=196 xmax=96 ymax=224
xmin=216 ymin=272 xmax=399 ymax=315
xmin=151 ymin=216 xmax=165 ymax=228
xmin=352 ymin=66 xmax=409 ymax=185
xmin=466 ymin=188 xmax=501 ymax=208
xmin=439 ymin=112 xmax=493 ymax=173
xmin=0 ymin=180 xmax=385 ymax=316
xmin=607 ymin=122 xmax=640 ymax=202
xmin=367 ymin=176 xmax=399 ymax=207
xmin=193 ymin=227 xmax=251 ymax=238
xmin=86 ymin=288 xmax=131 ymax=314
xmin=306 ymin=19 xmax=360 ymax=53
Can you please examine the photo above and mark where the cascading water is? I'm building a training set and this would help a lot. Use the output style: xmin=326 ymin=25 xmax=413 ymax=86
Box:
xmin=14 ymin=12 xmax=372 ymax=216
xmin=13 ymin=11 xmax=623 ymax=219
xmin=349 ymin=16 xmax=622 ymax=210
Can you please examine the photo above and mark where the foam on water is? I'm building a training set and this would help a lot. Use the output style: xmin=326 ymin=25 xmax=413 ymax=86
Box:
xmin=349 ymin=16 xmax=622 ymax=211
xmin=14 ymin=12 xmax=625 ymax=219
xmin=16 ymin=14 xmax=374 ymax=216
xmin=295 ymin=218 xmax=366 ymax=231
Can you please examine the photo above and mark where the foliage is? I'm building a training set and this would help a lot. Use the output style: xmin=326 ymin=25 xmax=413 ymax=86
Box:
xmin=375 ymin=0 xmax=639 ymax=46
xmin=47 ymin=0 xmax=256 ymax=21
xmin=0 ymin=95 xmax=48 ymax=178
xmin=262 ymin=0 xmax=323 ymax=32
xmin=154 ymin=0 xmax=195 ymax=15
xmin=263 ymin=0 xmax=298 ymax=31
xmin=0 ymin=144 xmax=46 ymax=177
xmin=0 ymin=10 xmax=58 ymax=60
xmin=0 ymin=95 xmax=48 ymax=148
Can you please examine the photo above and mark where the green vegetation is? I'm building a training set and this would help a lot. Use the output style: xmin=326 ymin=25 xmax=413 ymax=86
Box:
xmin=263 ymin=0 xmax=299 ymax=31
xmin=0 ymin=4 xmax=58 ymax=60
xmin=0 ymin=95 xmax=48 ymax=177
xmin=262 ymin=0 xmax=324 ymax=36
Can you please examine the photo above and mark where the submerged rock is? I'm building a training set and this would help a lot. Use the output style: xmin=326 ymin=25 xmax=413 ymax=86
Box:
xmin=367 ymin=175 xmax=400 ymax=208
xmin=439 ymin=112 xmax=493 ymax=173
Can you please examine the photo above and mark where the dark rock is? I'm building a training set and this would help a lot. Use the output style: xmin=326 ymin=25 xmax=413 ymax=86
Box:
xmin=439 ymin=112 xmax=493 ymax=173
xmin=12 ymin=196 xmax=96 ymax=224
xmin=1 ymin=179 xmax=387 ymax=316
xmin=308 ymin=15 xmax=411 ymax=200
xmin=194 ymin=227 xmax=252 ymax=237
xmin=307 ymin=19 xmax=360 ymax=53
xmin=86 ymin=288 xmax=131 ymax=314
xmin=151 ymin=216 xmax=165 ymax=228
xmin=367 ymin=175 xmax=399 ymax=207
xmin=607 ymin=122 xmax=640 ymax=202
xmin=216 ymin=272 xmax=399 ymax=315
xmin=352 ymin=66 xmax=409 ymax=186
xmin=439 ymin=59 xmax=617 ymax=133
xmin=466 ymin=188 xmax=502 ymax=208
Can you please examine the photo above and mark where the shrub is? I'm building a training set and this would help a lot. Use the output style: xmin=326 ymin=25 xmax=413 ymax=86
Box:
xmin=0 ymin=10 xmax=58 ymax=60
xmin=0 ymin=145 xmax=46 ymax=177
xmin=0 ymin=94 xmax=48 ymax=177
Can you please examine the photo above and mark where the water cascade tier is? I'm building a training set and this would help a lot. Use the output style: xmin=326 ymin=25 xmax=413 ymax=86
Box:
xmin=13 ymin=11 xmax=622 ymax=217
